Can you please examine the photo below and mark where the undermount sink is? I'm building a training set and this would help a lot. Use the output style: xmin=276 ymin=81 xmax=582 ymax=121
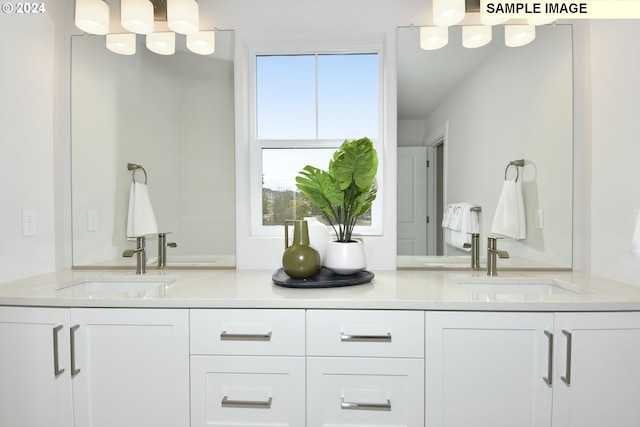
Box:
xmin=455 ymin=276 xmax=583 ymax=295
xmin=54 ymin=275 xmax=177 ymax=297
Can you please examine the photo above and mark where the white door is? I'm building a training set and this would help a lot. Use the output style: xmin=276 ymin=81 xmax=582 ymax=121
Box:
xmin=426 ymin=311 xmax=554 ymax=427
xmin=0 ymin=306 xmax=73 ymax=427
xmin=397 ymin=147 xmax=427 ymax=256
xmin=70 ymin=308 xmax=190 ymax=427
xmin=553 ymin=312 xmax=640 ymax=427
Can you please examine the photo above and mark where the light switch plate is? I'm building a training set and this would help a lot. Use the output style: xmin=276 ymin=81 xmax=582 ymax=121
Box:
xmin=22 ymin=210 xmax=37 ymax=236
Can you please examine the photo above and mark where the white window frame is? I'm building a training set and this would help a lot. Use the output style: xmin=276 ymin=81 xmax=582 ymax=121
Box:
xmin=249 ymin=42 xmax=385 ymax=237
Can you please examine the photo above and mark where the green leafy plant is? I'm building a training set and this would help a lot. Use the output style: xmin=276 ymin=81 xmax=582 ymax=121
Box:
xmin=295 ymin=137 xmax=378 ymax=242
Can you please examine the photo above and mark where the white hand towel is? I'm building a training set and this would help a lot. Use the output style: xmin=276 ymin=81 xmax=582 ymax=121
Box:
xmin=126 ymin=182 xmax=158 ymax=238
xmin=491 ymin=179 xmax=526 ymax=240
xmin=632 ymin=211 xmax=640 ymax=257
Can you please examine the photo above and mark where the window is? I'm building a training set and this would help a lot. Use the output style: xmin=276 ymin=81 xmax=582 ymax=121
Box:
xmin=250 ymin=50 xmax=383 ymax=235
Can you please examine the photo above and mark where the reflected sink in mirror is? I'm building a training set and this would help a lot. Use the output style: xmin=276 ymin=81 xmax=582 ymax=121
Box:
xmin=54 ymin=276 xmax=177 ymax=298
xmin=454 ymin=276 xmax=583 ymax=296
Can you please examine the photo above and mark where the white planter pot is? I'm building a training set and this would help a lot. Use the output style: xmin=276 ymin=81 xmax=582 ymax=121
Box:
xmin=323 ymin=240 xmax=366 ymax=275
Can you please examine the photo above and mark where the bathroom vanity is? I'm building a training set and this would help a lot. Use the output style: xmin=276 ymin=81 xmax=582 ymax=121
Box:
xmin=1 ymin=269 xmax=640 ymax=427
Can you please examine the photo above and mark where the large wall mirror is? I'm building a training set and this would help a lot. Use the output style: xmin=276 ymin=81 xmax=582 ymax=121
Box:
xmin=397 ymin=24 xmax=573 ymax=270
xmin=71 ymin=31 xmax=235 ymax=268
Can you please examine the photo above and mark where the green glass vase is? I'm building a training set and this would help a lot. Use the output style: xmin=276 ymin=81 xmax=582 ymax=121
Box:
xmin=282 ymin=220 xmax=321 ymax=279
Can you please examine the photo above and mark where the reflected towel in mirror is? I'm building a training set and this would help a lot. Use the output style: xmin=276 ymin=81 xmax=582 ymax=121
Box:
xmin=442 ymin=203 xmax=480 ymax=250
xmin=126 ymin=182 xmax=158 ymax=238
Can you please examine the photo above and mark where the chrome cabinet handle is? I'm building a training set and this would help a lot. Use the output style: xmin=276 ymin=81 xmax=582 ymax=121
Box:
xmin=561 ymin=330 xmax=572 ymax=386
xmin=221 ymin=396 xmax=272 ymax=408
xmin=340 ymin=332 xmax=392 ymax=342
xmin=543 ymin=330 xmax=553 ymax=386
xmin=70 ymin=324 xmax=81 ymax=377
xmin=220 ymin=331 xmax=272 ymax=341
xmin=340 ymin=397 xmax=392 ymax=411
xmin=52 ymin=325 xmax=65 ymax=377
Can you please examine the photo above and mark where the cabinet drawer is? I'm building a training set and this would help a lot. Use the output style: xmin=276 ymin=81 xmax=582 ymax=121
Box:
xmin=307 ymin=357 xmax=424 ymax=427
xmin=190 ymin=355 xmax=305 ymax=427
xmin=307 ymin=310 xmax=424 ymax=357
xmin=190 ymin=309 xmax=305 ymax=356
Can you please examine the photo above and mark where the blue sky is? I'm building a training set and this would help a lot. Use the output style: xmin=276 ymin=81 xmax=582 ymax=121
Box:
xmin=257 ymin=53 xmax=379 ymax=190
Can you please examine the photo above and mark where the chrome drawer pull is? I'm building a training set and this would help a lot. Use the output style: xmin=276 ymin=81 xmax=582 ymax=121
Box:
xmin=340 ymin=332 xmax=392 ymax=342
xmin=52 ymin=325 xmax=65 ymax=377
xmin=561 ymin=330 xmax=572 ymax=386
xmin=220 ymin=331 xmax=272 ymax=341
xmin=221 ymin=396 xmax=272 ymax=409
xmin=543 ymin=330 xmax=553 ymax=386
xmin=340 ymin=397 xmax=392 ymax=411
xmin=70 ymin=324 xmax=81 ymax=377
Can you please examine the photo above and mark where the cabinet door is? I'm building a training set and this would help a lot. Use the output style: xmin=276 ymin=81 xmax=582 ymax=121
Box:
xmin=307 ymin=357 xmax=424 ymax=426
xmin=553 ymin=312 xmax=640 ymax=427
xmin=0 ymin=306 xmax=73 ymax=427
xmin=191 ymin=355 xmax=305 ymax=426
xmin=426 ymin=311 xmax=554 ymax=427
xmin=70 ymin=308 xmax=189 ymax=427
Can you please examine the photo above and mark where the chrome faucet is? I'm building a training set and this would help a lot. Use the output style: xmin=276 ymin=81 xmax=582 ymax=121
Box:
xmin=157 ymin=232 xmax=177 ymax=269
xmin=487 ymin=236 xmax=509 ymax=276
xmin=463 ymin=233 xmax=481 ymax=270
xmin=122 ymin=236 xmax=147 ymax=274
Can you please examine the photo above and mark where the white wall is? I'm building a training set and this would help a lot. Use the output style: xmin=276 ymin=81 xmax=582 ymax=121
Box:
xmin=0 ymin=9 xmax=61 ymax=282
xmin=3 ymin=1 xmax=640 ymax=285
xmin=588 ymin=21 xmax=640 ymax=285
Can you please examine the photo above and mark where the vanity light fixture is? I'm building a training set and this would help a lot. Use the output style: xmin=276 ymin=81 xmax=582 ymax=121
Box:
xmin=462 ymin=25 xmax=492 ymax=48
xmin=146 ymin=31 xmax=176 ymax=55
xmin=505 ymin=24 xmax=536 ymax=47
xmin=187 ymin=30 xmax=216 ymax=55
xmin=420 ymin=26 xmax=449 ymax=50
xmin=121 ymin=0 xmax=154 ymax=34
xmin=106 ymin=33 xmax=136 ymax=55
xmin=433 ymin=0 xmax=465 ymax=26
xmin=75 ymin=0 xmax=110 ymax=35
xmin=527 ymin=17 xmax=557 ymax=26
xmin=167 ymin=0 xmax=199 ymax=35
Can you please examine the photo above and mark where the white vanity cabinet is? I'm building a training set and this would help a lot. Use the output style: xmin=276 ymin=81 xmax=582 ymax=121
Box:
xmin=552 ymin=312 xmax=640 ymax=427
xmin=425 ymin=311 xmax=554 ymax=427
xmin=190 ymin=309 xmax=306 ymax=427
xmin=426 ymin=311 xmax=640 ymax=427
xmin=0 ymin=306 xmax=73 ymax=427
xmin=306 ymin=310 xmax=425 ymax=427
xmin=70 ymin=308 xmax=190 ymax=427
xmin=0 ymin=306 xmax=190 ymax=427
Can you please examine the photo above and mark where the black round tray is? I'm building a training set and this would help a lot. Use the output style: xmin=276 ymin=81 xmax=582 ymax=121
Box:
xmin=272 ymin=267 xmax=374 ymax=288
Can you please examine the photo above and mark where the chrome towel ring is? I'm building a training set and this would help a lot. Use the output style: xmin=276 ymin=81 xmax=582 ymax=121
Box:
xmin=504 ymin=159 xmax=525 ymax=181
xmin=127 ymin=163 xmax=148 ymax=184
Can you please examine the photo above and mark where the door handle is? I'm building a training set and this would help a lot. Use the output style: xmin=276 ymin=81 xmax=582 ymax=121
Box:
xmin=70 ymin=324 xmax=81 ymax=377
xmin=340 ymin=397 xmax=392 ymax=411
xmin=340 ymin=332 xmax=392 ymax=342
xmin=52 ymin=325 xmax=65 ymax=377
xmin=220 ymin=331 xmax=272 ymax=341
xmin=561 ymin=330 xmax=572 ymax=386
xmin=543 ymin=330 xmax=553 ymax=386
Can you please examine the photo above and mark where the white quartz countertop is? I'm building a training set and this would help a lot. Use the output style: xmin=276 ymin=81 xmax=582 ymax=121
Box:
xmin=1 ymin=269 xmax=640 ymax=311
